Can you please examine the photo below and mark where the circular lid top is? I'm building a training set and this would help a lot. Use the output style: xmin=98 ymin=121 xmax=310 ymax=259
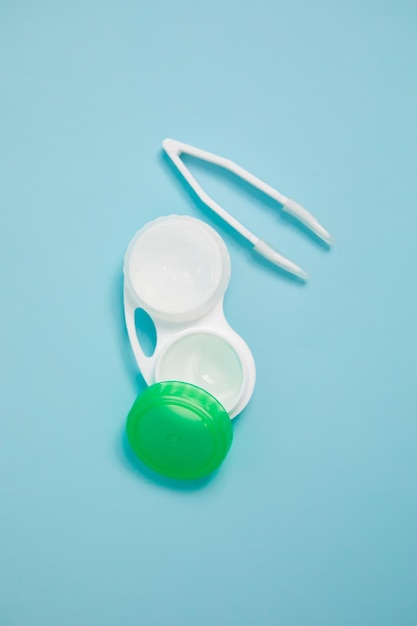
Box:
xmin=126 ymin=381 xmax=233 ymax=480
xmin=123 ymin=215 xmax=230 ymax=322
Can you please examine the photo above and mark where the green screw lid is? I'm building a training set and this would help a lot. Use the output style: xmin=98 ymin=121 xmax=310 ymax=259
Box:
xmin=126 ymin=381 xmax=233 ymax=480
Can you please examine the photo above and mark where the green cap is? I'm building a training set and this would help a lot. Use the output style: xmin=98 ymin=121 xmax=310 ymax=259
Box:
xmin=126 ymin=381 xmax=233 ymax=480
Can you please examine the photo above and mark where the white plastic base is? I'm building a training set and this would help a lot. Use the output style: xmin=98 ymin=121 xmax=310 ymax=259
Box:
xmin=123 ymin=215 xmax=256 ymax=418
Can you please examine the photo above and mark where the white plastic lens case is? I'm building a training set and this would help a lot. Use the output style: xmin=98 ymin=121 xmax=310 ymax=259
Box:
xmin=123 ymin=215 xmax=256 ymax=418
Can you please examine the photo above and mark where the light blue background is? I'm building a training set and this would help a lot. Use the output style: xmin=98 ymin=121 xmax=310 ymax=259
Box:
xmin=1 ymin=1 xmax=416 ymax=625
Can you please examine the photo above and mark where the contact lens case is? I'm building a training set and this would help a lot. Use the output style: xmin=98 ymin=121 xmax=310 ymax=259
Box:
xmin=123 ymin=215 xmax=255 ymax=479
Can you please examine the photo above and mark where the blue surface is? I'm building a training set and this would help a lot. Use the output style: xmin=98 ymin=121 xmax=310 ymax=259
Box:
xmin=1 ymin=1 xmax=417 ymax=624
